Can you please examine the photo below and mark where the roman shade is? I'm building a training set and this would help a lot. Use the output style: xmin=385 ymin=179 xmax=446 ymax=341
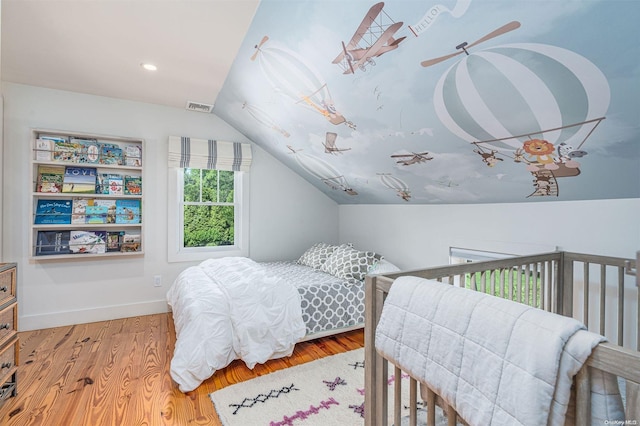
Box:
xmin=168 ymin=136 xmax=252 ymax=172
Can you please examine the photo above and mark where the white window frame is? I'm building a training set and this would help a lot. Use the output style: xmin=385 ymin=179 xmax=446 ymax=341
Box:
xmin=167 ymin=167 xmax=249 ymax=263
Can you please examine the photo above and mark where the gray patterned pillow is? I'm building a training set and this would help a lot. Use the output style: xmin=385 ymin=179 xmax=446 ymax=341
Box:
xmin=296 ymin=243 xmax=337 ymax=269
xmin=321 ymin=245 xmax=378 ymax=284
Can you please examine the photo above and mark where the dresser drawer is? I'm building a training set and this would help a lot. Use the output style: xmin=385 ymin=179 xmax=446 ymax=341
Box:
xmin=0 ymin=338 xmax=18 ymax=393
xmin=0 ymin=265 xmax=16 ymax=308
xmin=0 ymin=303 xmax=17 ymax=349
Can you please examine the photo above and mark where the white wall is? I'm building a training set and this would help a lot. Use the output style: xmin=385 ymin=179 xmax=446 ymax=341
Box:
xmin=339 ymin=199 xmax=640 ymax=269
xmin=1 ymin=82 xmax=338 ymax=331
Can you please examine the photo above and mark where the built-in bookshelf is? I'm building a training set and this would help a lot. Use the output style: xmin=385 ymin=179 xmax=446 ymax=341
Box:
xmin=30 ymin=129 xmax=144 ymax=260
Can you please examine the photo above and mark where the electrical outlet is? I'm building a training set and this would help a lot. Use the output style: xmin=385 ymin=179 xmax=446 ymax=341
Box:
xmin=153 ymin=275 xmax=162 ymax=287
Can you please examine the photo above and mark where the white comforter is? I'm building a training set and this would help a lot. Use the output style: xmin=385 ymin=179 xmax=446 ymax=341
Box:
xmin=375 ymin=276 xmax=625 ymax=426
xmin=167 ymin=257 xmax=306 ymax=392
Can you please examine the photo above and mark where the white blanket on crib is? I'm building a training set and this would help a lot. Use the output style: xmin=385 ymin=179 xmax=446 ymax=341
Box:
xmin=375 ymin=276 xmax=625 ymax=426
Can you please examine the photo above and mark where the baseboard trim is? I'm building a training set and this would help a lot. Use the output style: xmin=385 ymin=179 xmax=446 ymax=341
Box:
xmin=19 ymin=300 xmax=170 ymax=331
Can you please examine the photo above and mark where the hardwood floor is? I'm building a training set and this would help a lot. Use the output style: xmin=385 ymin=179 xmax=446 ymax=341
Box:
xmin=0 ymin=313 xmax=364 ymax=425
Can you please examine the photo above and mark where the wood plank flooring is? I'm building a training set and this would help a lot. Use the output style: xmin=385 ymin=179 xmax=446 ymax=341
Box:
xmin=0 ymin=313 xmax=364 ymax=425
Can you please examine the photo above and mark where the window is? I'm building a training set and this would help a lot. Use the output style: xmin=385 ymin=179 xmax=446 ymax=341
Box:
xmin=168 ymin=167 xmax=249 ymax=262
xmin=167 ymin=136 xmax=252 ymax=262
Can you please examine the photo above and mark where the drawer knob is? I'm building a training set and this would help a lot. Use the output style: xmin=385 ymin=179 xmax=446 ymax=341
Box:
xmin=0 ymin=286 xmax=7 ymax=292
xmin=1 ymin=362 xmax=11 ymax=369
xmin=0 ymin=323 xmax=9 ymax=330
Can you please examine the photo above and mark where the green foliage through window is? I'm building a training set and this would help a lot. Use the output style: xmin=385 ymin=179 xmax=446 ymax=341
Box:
xmin=182 ymin=168 xmax=235 ymax=248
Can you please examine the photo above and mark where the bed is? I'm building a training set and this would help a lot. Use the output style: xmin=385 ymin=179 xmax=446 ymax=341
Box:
xmin=365 ymin=251 xmax=640 ymax=425
xmin=167 ymin=242 xmax=399 ymax=392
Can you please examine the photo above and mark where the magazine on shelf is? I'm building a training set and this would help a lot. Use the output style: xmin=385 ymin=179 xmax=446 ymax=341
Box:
xmin=34 ymin=199 xmax=72 ymax=224
xmin=120 ymin=231 xmax=141 ymax=252
xmin=115 ymin=199 xmax=141 ymax=224
xmin=35 ymin=138 xmax=53 ymax=161
xmin=124 ymin=175 xmax=142 ymax=195
xmin=62 ymin=166 xmax=97 ymax=193
xmin=36 ymin=230 xmax=71 ymax=255
xmin=36 ymin=164 xmax=65 ymax=193
xmin=70 ymin=230 xmax=107 ymax=254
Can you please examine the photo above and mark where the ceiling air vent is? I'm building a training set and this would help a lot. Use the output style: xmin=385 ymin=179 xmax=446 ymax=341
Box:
xmin=185 ymin=101 xmax=214 ymax=113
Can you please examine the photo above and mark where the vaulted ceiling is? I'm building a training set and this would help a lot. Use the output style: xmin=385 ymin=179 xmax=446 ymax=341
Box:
xmin=3 ymin=0 xmax=639 ymax=205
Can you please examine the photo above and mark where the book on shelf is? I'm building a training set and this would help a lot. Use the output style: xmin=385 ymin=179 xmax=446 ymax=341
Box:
xmin=124 ymin=145 xmax=142 ymax=167
xmin=34 ymin=199 xmax=72 ymax=224
xmin=36 ymin=135 xmax=67 ymax=161
xmin=93 ymin=199 xmax=117 ymax=224
xmin=70 ymin=230 xmax=107 ymax=254
xmin=36 ymin=230 xmax=71 ymax=255
xmin=120 ymin=231 xmax=141 ymax=252
xmin=36 ymin=164 xmax=65 ymax=193
xmin=124 ymin=175 xmax=142 ymax=195
xmin=108 ymin=175 xmax=124 ymax=195
xmin=106 ymin=231 xmax=125 ymax=252
xmin=53 ymin=139 xmax=84 ymax=163
xmin=100 ymin=144 xmax=123 ymax=165
xmin=85 ymin=204 xmax=107 ymax=224
xmin=62 ymin=166 xmax=97 ymax=193
xmin=71 ymin=198 xmax=90 ymax=224
xmin=71 ymin=138 xmax=100 ymax=164
xmin=115 ymin=199 xmax=141 ymax=224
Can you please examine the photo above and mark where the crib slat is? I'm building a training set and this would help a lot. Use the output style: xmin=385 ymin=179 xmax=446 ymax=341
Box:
xmin=426 ymin=386 xmax=436 ymax=426
xmin=600 ymin=264 xmax=606 ymax=335
xmin=575 ymin=366 xmax=591 ymax=426
xmin=617 ymin=266 xmax=624 ymax=346
xmin=409 ymin=377 xmax=417 ymax=426
xmin=583 ymin=262 xmax=590 ymax=327
xmin=394 ymin=366 xmax=402 ymax=426
xmin=446 ymin=404 xmax=457 ymax=426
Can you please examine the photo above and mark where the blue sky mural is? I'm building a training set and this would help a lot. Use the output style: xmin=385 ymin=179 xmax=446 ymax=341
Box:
xmin=214 ymin=0 xmax=640 ymax=204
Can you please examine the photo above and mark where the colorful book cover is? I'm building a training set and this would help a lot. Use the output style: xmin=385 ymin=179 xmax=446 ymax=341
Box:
xmin=106 ymin=231 xmax=125 ymax=252
xmin=115 ymin=199 xmax=141 ymax=224
xmin=120 ymin=232 xmax=141 ymax=252
xmin=94 ymin=199 xmax=117 ymax=224
xmin=36 ymin=230 xmax=71 ymax=255
xmin=34 ymin=199 xmax=72 ymax=224
xmin=124 ymin=145 xmax=142 ymax=167
xmin=53 ymin=139 xmax=83 ymax=163
xmin=72 ymin=138 xmax=100 ymax=164
xmin=36 ymin=164 xmax=65 ymax=193
xmin=62 ymin=166 xmax=97 ymax=193
xmin=108 ymin=175 xmax=124 ymax=195
xmin=70 ymin=230 xmax=107 ymax=254
xmin=71 ymin=198 xmax=90 ymax=224
xmin=100 ymin=144 xmax=123 ymax=165
xmin=124 ymin=175 xmax=142 ymax=195
xmin=85 ymin=204 xmax=108 ymax=224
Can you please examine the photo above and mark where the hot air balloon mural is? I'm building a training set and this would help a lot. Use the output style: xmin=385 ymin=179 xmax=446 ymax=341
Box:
xmin=252 ymin=36 xmax=356 ymax=129
xmin=242 ymin=101 xmax=290 ymax=137
xmin=378 ymin=173 xmax=411 ymax=201
xmin=287 ymin=146 xmax=357 ymax=195
xmin=427 ymin=21 xmax=610 ymax=197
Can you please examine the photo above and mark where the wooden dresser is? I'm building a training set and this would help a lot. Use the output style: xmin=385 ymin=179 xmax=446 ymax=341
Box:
xmin=0 ymin=263 xmax=17 ymax=405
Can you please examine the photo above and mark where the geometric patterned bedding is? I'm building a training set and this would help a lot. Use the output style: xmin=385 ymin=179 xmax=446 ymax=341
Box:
xmin=260 ymin=261 xmax=365 ymax=336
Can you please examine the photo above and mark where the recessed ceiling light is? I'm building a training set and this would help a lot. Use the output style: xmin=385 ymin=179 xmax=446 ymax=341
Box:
xmin=141 ymin=63 xmax=157 ymax=71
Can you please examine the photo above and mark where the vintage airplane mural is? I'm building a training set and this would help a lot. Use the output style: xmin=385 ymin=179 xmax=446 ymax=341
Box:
xmin=332 ymin=2 xmax=406 ymax=74
xmin=213 ymin=0 xmax=640 ymax=204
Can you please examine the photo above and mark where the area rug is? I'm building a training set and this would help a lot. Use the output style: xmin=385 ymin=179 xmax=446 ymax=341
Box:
xmin=210 ymin=348 xmax=448 ymax=426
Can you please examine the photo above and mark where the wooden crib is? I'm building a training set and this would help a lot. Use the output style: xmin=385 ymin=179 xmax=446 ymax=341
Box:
xmin=364 ymin=251 xmax=640 ymax=425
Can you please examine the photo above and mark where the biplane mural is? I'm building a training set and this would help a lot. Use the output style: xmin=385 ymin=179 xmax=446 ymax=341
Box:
xmin=213 ymin=0 xmax=640 ymax=204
